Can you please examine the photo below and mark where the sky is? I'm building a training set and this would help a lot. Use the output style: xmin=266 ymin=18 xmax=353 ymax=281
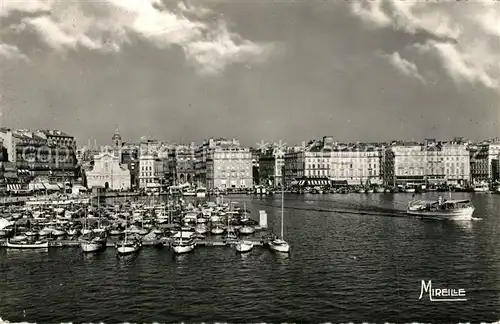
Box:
xmin=0 ymin=0 xmax=499 ymax=146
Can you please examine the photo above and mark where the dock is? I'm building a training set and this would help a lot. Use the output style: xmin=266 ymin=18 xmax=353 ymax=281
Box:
xmin=0 ymin=238 xmax=268 ymax=248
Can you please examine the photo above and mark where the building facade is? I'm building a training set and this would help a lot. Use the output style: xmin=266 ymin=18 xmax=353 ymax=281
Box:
xmin=0 ymin=128 xmax=77 ymax=183
xmin=206 ymin=141 xmax=253 ymax=190
xmin=386 ymin=141 xmax=470 ymax=186
xmin=167 ymin=143 xmax=196 ymax=185
xmin=85 ymin=151 xmax=131 ymax=190
xmin=283 ymin=138 xmax=383 ymax=187
xmin=470 ymin=142 xmax=500 ymax=183
xmin=139 ymin=154 xmax=164 ymax=190
xmin=259 ymin=150 xmax=285 ymax=187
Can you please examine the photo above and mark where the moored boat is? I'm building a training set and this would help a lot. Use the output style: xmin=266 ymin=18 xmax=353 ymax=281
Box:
xmin=6 ymin=239 xmax=49 ymax=249
xmin=235 ymin=240 xmax=253 ymax=253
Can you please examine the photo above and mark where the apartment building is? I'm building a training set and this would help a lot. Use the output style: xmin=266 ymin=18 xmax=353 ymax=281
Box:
xmin=470 ymin=141 xmax=500 ymax=183
xmin=138 ymin=154 xmax=164 ymax=190
xmin=206 ymin=140 xmax=253 ymax=190
xmin=385 ymin=140 xmax=470 ymax=186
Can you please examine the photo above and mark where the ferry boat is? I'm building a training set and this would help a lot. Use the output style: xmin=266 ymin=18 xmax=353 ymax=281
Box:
xmin=406 ymin=196 xmax=474 ymax=220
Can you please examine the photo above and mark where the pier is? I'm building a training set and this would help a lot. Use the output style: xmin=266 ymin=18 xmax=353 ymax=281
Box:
xmin=0 ymin=238 xmax=268 ymax=248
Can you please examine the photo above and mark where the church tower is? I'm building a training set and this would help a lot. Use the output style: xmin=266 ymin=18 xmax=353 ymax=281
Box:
xmin=112 ymin=127 xmax=122 ymax=149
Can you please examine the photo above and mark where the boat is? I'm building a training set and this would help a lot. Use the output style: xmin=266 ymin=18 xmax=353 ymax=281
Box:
xmin=239 ymin=225 xmax=255 ymax=235
xmin=211 ymin=224 xmax=224 ymax=235
xmin=473 ymin=183 xmax=489 ymax=192
xmin=375 ymin=187 xmax=385 ymax=193
xmin=269 ymin=177 xmax=290 ymax=253
xmin=406 ymin=196 xmax=475 ymax=220
xmin=80 ymin=235 xmax=106 ymax=253
xmin=196 ymin=187 xmax=207 ymax=198
xmin=6 ymin=239 xmax=49 ymax=249
xmin=172 ymin=229 xmax=196 ymax=254
xmin=116 ymin=239 xmax=141 ymax=255
xmin=235 ymin=240 xmax=253 ymax=253
xmin=116 ymin=214 xmax=141 ymax=255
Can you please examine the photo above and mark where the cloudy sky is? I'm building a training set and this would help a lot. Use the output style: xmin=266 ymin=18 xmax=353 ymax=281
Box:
xmin=0 ymin=0 xmax=499 ymax=146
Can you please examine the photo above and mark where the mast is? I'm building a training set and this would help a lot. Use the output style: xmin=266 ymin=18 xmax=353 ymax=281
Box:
xmin=281 ymin=166 xmax=284 ymax=239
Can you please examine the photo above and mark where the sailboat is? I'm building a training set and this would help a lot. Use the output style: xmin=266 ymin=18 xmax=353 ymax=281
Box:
xmin=80 ymin=204 xmax=106 ymax=253
xmin=269 ymin=178 xmax=290 ymax=253
xmin=116 ymin=213 xmax=141 ymax=255
xmin=235 ymin=239 xmax=253 ymax=253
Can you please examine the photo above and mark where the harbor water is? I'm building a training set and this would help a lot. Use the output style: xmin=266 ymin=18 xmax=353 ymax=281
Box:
xmin=1 ymin=193 xmax=499 ymax=323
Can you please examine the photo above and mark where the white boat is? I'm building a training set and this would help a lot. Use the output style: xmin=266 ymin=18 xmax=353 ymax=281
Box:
xmin=269 ymin=179 xmax=290 ymax=253
xmin=210 ymin=215 xmax=221 ymax=223
xmin=172 ymin=230 xmax=196 ymax=254
xmin=6 ymin=239 xmax=49 ymax=249
xmin=196 ymin=217 xmax=207 ymax=224
xmin=235 ymin=240 xmax=253 ymax=253
xmin=80 ymin=237 xmax=105 ymax=253
xmin=195 ymin=224 xmax=207 ymax=234
xmin=196 ymin=187 xmax=207 ymax=198
xmin=473 ymin=183 xmax=489 ymax=192
xmin=211 ymin=225 xmax=224 ymax=235
xmin=406 ymin=197 xmax=474 ymax=220
xmin=116 ymin=241 xmax=141 ymax=255
xmin=239 ymin=226 xmax=255 ymax=235
xmin=109 ymin=229 xmax=122 ymax=236
xmin=25 ymin=231 xmax=38 ymax=237
xmin=375 ymin=187 xmax=385 ymax=193
xmin=51 ymin=228 xmax=66 ymax=236
xmin=405 ymin=187 xmax=416 ymax=193
xmin=116 ymin=214 xmax=141 ymax=255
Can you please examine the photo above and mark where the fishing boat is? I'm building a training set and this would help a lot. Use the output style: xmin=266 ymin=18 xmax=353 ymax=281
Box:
xmin=235 ymin=240 xmax=253 ymax=253
xmin=269 ymin=174 xmax=290 ymax=253
xmin=406 ymin=196 xmax=474 ymax=220
xmin=6 ymin=239 xmax=49 ymax=249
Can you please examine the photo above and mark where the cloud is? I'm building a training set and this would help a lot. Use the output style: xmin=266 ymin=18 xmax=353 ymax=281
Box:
xmin=350 ymin=0 xmax=500 ymax=92
xmin=0 ymin=44 xmax=28 ymax=61
xmin=1 ymin=0 xmax=274 ymax=75
xmin=381 ymin=52 xmax=425 ymax=84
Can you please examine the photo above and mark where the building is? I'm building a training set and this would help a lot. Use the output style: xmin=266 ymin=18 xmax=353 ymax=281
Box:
xmin=85 ymin=151 xmax=131 ymax=190
xmin=139 ymin=154 xmax=164 ymax=190
xmin=259 ymin=148 xmax=285 ymax=187
xmin=470 ymin=141 xmax=500 ymax=183
xmin=0 ymin=128 xmax=77 ymax=182
xmin=283 ymin=137 xmax=382 ymax=187
xmin=205 ymin=139 xmax=253 ymax=190
xmin=167 ymin=143 xmax=197 ymax=185
xmin=385 ymin=140 xmax=470 ymax=186
xmin=38 ymin=130 xmax=76 ymax=148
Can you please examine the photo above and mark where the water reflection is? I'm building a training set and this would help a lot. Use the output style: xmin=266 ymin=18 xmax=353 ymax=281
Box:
xmin=115 ymin=253 xmax=139 ymax=267
xmin=5 ymin=249 xmax=48 ymax=257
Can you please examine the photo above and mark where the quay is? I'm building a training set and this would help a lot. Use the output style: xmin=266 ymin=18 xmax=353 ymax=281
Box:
xmin=0 ymin=238 xmax=268 ymax=248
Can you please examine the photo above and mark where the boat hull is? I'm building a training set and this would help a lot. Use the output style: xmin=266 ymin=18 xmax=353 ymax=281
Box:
xmin=116 ymin=245 xmax=140 ymax=255
xmin=269 ymin=241 xmax=290 ymax=253
xmin=235 ymin=242 xmax=253 ymax=253
xmin=172 ymin=244 xmax=195 ymax=254
xmin=80 ymin=242 xmax=104 ymax=253
xmin=406 ymin=207 xmax=475 ymax=220
xmin=6 ymin=241 xmax=49 ymax=249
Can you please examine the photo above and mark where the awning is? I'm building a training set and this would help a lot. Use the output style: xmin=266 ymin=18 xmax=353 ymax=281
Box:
xmin=16 ymin=169 xmax=30 ymax=175
xmin=43 ymin=183 xmax=60 ymax=191
xmin=29 ymin=183 xmax=46 ymax=191
xmin=7 ymin=184 xmax=23 ymax=191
